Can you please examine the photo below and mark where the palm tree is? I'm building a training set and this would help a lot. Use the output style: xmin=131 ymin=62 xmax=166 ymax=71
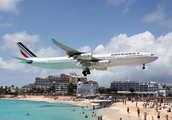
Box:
xmin=46 ymin=88 xmax=52 ymax=95
xmin=60 ymin=86 xmax=63 ymax=91
xmin=51 ymin=86 xmax=56 ymax=92
xmin=129 ymin=88 xmax=135 ymax=93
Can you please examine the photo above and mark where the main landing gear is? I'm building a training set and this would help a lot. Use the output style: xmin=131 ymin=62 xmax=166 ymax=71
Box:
xmin=142 ymin=64 xmax=145 ymax=69
xmin=82 ymin=68 xmax=90 ymax=76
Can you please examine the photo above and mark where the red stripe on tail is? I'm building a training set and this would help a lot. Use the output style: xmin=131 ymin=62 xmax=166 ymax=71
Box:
xmin=20 ymin=50 xmax=29 ymax=58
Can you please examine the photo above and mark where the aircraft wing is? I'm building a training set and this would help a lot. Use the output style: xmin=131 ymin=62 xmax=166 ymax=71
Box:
xmin=52 ymin=39 xmax=99 ymax=67
xmin=52 ymin=39 xmax=83 ymax=57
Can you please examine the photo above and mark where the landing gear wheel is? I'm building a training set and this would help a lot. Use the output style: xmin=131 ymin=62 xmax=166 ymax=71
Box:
xmin=86 ymin=68 xmax=91 ymax=74
xmin=82 ymin=71 xmax=87 ymax=76
xmin=82 ymin=68 xmax=91 ymax=76
xmin=142 ymin=64 xmax=145 ymax=70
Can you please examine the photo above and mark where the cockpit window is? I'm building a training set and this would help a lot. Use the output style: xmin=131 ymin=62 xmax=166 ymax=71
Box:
xmin=151 ymin=54 xmax=154 ymax=56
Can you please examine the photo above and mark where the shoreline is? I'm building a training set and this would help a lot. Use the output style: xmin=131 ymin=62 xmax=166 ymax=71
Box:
xmin=3 ymin=96 xmax=172 ymax=120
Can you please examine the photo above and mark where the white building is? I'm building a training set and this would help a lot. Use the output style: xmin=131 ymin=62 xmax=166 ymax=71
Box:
xmin=157 ymin=90 xmax=172 ymax=97
xmin=77 ymin=81 xmax=99 ymax=97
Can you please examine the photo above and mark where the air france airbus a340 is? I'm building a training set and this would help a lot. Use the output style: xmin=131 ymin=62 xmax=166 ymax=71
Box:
xmin=12 ymin=39 xmax=158 ymax=76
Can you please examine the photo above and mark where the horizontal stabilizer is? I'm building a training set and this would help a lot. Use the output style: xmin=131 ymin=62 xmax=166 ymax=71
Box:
xmin=12 ymin=56 xmax=32 ymax=64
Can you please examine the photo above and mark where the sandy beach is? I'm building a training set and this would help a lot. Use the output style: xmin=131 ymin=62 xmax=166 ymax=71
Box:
xmin=8 ymin=96 xmax=172 ymax=120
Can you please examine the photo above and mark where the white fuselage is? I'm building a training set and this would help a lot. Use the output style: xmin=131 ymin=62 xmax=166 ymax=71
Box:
xmin=25 ymin=52 xmax=158 ymax=70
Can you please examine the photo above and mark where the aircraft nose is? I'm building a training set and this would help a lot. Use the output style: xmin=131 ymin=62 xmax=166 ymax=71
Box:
xmin=154 ymin=56 xmax=158 ymax=61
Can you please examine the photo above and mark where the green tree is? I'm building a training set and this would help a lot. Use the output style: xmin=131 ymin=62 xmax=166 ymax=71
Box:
xmin=11 ymin=85 xmax=15 ymax=88
xmin=12 ymin=91 xmax=19 ymax=95
xmin=51 ymin=85 xmax=56 ymax=92
xmin=67 ymin=83 xmax=75 ymax=95
xmin=111 ymin=87 xmax=117 ymax=94
xmin=129 ymin=88 xmax=135 ymax=93
xmin=46 ymin=88 xmax=52 ymax=94
xmin=167 ymin=87 xmax=170 ymax=90
xmin=167 ymin=93 xmax=172 ymax=97
xmin=61 ymin=86 xmax=63 ymax=91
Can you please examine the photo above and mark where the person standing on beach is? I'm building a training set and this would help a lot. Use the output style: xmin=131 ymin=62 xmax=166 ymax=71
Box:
xmin=127 ymin=107 xmax=129 ymax=114
xmin=136 ymin=101 xmax=138 ymax=107
xmin=157 ymin=112 xmax=160 ymax=120
xmin=137 ymin=107 xmax=140 ymax=118
xmin=165 ymin=114 xmax=169 ymax=120
xmin=151 ymin=116 xmax=154 ymax=120
xmin=144 ymin=112 xmax=147 ymax=120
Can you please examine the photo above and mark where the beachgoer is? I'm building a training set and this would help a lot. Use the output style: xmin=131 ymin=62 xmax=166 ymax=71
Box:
xmin=100 ymin=116 xmax=102 ymax=120
xmin=127 ymin=107 xmax=129 ymax=114
xmin=137 ymin=107 xmax=140 ymax=117
xmin=85 ymin=114 xmax=88 ymax=118
xmin=144 ymin=112 xmax=147 ymax=120
xmin=26 ymin=113 xmax=30 ymax=115
xmin=157 ymin=112 xmax=160 ymax=120
xmin=165 ymin=114 xmax=168 ymax=120
xmin=93 ymin=105 xmax=95 ymax=110
xmin=151 ymin=116 xmax=154 ymax=120
xmin=167 ymin=108 xmax=171 ymax=112
xmin=136 ymin=101 xmax=138 ymax=107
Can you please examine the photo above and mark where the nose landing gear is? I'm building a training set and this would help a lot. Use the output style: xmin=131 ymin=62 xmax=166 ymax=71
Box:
xmin=82 ymin=68 xmax=90 ymax=76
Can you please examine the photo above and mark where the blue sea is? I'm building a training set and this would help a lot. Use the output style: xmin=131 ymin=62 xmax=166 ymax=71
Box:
xmin=0 ymin=99 xmax=102 ymax=120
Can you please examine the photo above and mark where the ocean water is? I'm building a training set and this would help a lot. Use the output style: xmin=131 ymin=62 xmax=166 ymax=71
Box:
xmin=0 ymin=99 xmax=102 ymax=120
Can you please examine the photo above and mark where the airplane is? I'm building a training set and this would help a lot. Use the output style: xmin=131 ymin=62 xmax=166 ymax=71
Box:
xmin=12 ymin=39 xmax=158 ymax=76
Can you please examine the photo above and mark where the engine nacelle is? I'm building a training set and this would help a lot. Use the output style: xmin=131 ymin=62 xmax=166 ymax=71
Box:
xmin=77 ymin=53 xmax=92 ymax=60
xmin=96 ymin=60 xmax=109 ymax=65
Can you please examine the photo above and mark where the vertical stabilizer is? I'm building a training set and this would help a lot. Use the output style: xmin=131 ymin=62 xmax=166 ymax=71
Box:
xmin=17 ymin=42 xmax=38 ymax=58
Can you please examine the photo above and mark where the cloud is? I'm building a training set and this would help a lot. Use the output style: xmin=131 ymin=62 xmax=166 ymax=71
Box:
xmin=0 ymin=30 xmax=62 ymax=75
xmin=1 ymin=31 xmax=40 ymax=54
xmin=0 ymin=22 xmax=12 ymax=27
xmin=0 ymin=0 xmax=22 ymax=14
xmin=78 ymin=46 xmax=92 ymax=53
xmin=91 ymin=31 xmax=172 ymax=87
xmin=107 ymin=0 xmax=136 ymax=13
xmin=107 ymin=0 xmax=126 ymax=6
xmin=141 ymin=4 xmax=172 ymax=28
xmin=1 ymin=31 xmax=172 ymax=87
xmin=37 ymin=46 xmax=61 ymax=57
xmin=0 ymin=0 xmax=22 ymax=28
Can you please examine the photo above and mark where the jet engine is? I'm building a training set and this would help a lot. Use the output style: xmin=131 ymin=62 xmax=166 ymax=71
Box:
xmin=77 ymin=53 xmax=92 ymax=60
xmin=96 ymin=60 xmax=109 ymax=65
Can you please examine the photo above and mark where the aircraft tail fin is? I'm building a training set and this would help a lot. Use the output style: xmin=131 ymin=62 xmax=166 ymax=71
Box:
xmin=17 ymin=42 xmax=38 ymax=58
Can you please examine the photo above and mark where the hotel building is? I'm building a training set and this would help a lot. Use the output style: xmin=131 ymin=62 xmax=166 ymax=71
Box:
xmin=77 ymin=81 xmax=99 ymax=97
xmin=22 ymin=73 xmax=87 ymax=93
xmin=110 ymin=81 xmax=163 ymax=92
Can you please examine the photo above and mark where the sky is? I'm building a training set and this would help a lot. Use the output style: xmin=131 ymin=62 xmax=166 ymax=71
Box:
xmin=0 ymin=0 xmax=172 ymax=88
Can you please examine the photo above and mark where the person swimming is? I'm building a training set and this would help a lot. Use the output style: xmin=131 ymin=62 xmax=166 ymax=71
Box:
xmin=85 ymin=115 xmax=88 ymax=118
xmin=26 ymin=113 xmax=30 ymax=115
